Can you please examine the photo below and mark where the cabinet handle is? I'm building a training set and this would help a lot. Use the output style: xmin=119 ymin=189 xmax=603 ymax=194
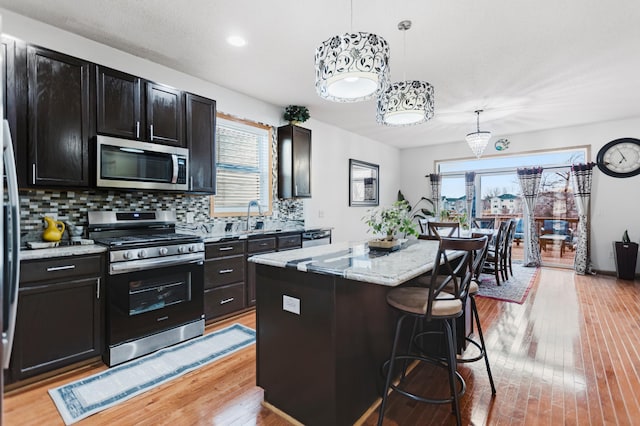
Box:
xmin=46 ymin=265 xmax=76 ymax=272
xmin=157 ymin=316 xmax=169 ymax=322
xmin=220 ymin=297 xmax=234 ymax=305
xmin=219 ymin=269 xmax=234 ymax=274
xmin=150 ymin=124 xmax=154 ymax=141
xmin=96 ymin=278 xmax=101 ymax=300
xmin=295 ymin=184 xmax=298 ymax=196
xmin=136 ymin=121 xmax=140 ymax=138
xmin=259 ymin=242 xmax=269 ymax=246
xmin=219 ymin=247 xmax=234 ymax=251
xmin=32 ymin=163 xmax=36 ymax=184
xmin=190 ymin=176 xmax=193 ymax=191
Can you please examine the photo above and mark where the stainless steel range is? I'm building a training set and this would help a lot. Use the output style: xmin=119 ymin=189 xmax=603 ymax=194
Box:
xmin=88 ymin=211 xmax=204 ymax=366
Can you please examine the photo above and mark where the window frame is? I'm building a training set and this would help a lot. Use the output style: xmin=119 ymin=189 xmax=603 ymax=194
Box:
xmin=209 ymin=112 xmax=273 ymax=218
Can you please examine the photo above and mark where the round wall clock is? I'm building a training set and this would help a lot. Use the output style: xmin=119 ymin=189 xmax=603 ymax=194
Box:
xmin=596 ymin=138 xmax=640 ymax=178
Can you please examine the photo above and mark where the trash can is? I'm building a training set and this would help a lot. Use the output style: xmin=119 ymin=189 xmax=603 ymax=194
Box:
xmin=614 ymin=241 xmax=638 ymax=280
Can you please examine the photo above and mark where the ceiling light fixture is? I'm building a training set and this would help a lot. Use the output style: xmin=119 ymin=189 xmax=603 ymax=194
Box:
xmin=314 ymin=0 xmax=390 ymax=102
xmin=226 ymin=35 xmax=247 ymax=47
xmin=466 ymin=110 xmax=491 ymax=158
xmin=377 ymin=20 xmax=434 ymax=126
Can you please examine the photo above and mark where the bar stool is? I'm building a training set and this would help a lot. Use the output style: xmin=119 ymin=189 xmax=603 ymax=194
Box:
xmin=377 ymin=236 xmax=487 ymax=426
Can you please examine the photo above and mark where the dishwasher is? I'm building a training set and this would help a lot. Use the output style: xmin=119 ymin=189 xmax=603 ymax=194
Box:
xmin=302 ymin=229 xmax=332 ymax=247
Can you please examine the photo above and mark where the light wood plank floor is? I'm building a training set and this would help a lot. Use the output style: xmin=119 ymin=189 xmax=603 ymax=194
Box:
xmin=5 ymin=268 xmax=639 ymax=425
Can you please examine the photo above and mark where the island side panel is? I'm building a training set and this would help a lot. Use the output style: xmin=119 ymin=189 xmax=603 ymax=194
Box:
xmin=334 ymin=276 xmax=403 ymax=425
xmin=255 ymin=264 xmax=338 ymax=426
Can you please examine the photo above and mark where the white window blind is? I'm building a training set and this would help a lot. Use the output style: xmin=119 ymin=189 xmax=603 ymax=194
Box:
xmin=213 ymin=116 xmax=270 ymax=215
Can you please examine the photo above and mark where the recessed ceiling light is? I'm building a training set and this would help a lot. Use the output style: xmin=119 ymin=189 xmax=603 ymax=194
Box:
xmin=227 ymin=35 xmax=247 ymax=47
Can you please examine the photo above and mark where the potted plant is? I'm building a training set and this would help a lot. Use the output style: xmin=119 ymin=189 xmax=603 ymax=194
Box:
xmin=283 ymin=105 xmax=310 ymax=125
xmin=363 ymin=200 xmax=419 ymax=250
xmin=614 ymin=230 xmax=638 ymax=280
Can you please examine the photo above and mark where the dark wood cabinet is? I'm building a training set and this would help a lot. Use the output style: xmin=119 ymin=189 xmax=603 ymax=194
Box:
xmin=278 ymin=124 xmax=311 ymax=198
xmin=95 ymin=66 xmax=184 ymax=147
xmin=96 ymin=66 xmax=142 ymax=139
xmin=27 ymin=45 xmax=91 ymax=187
xmin=185 ymin=93 xmax=216 ymax=193
xmin=9 ymin=254 xmax=104 ymax=383
xmin=204 ymin=240 xmax=246 ymax=320
xmin=146 ymin=82 xmax=184 ymax=147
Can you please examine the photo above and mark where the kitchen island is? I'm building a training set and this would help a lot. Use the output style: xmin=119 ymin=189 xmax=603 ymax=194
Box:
xmin=249 ymin=239 xmax=442 ymax=426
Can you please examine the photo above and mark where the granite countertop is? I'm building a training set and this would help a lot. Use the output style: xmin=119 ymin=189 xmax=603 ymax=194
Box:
xmin=20 ymin=244 xmax=107 ymax=261
xmin=248 ymin=239 xmax=442 ymax=287
xmin=177 ymin=224 xmax=331 ymax=243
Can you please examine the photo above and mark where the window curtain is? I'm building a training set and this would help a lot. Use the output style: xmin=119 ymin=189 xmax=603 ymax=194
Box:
xmin=517 ymin=167 xmax=543 ymax=267
xmin=465 ymin=171 xmax=475 ymax=222
xmin=570 ymin=163 xmax=596 ymax=274
xmin=429 ymin=174 xmax=442 ymax=219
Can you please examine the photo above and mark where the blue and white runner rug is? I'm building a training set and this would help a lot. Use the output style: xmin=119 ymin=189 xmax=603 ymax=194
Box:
xmin=49 ymin=323 xmax=256 ymax=425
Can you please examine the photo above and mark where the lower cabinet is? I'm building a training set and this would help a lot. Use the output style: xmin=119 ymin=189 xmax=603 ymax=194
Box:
xmin=204 ymin=232 xmax=304 ymax=319
xmin=8 ymin=254 xmax=104 ymax=383
xmin=204 ymin=240 xmax=246 ymax=321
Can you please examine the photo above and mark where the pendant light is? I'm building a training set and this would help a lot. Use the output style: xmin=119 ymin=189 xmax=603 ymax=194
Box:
xmin=377 ymin=20 xmax=434 ymax=126
xmin=314 ymin=0 xmax=390 ymax=102
xmin=466 ymin=110 xmax=491 ymax=158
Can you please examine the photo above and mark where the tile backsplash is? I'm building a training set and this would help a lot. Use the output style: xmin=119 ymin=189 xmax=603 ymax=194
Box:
xmin=19 ymin=189 xmax=303 ymax=241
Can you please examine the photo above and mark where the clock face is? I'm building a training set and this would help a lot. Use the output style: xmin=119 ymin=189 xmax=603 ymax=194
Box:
xmin=596 ymin=138 xmax=640 ymax=178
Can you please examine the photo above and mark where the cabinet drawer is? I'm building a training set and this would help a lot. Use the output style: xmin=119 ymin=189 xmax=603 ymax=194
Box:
xmin=204 ymin=282 xmax=245 ymax=319
xmin=205 ymin=240 xmax=245 ymax=259
xmin=277 ymin=234 xmax=302 ymax=250
xmin=20 ymin=254 xmax=103 ymax=284
xmin=247 ymin=237 xmax=276 ymax=254
xmin=204 ymin=255 xmax=245 ymax=289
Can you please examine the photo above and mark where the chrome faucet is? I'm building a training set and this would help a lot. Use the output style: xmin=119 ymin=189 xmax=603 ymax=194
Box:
xmin=246 ymin=200 xmax=263 ymax=231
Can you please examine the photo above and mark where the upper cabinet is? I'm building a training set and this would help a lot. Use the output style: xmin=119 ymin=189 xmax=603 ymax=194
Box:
xmin=96 ymin=66 xmax=184 ymax=147
xmin=146 ymin=82 xmax=184 ymax=147
xmin=278 ymin=124 xmax=311 ymax=198
xmin=96 ymin=66 xmax=142 ymax=140
xmin=27 ymin=46 xmax=91 ymax=187
xmin=185 ymin=93 xmax=216 ymax=194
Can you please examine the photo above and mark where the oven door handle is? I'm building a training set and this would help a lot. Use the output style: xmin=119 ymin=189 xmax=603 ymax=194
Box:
xmin=109 ymin=253 xmax=204 ymax=275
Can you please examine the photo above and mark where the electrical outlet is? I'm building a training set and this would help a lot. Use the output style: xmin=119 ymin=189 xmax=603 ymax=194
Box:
xmin=609 ymin=250 xmax=614 ymax=258
xmin=186 ymin=212 xmax=195 ymax=223
xmin=318 ymin=210 xmax=325 ymax=218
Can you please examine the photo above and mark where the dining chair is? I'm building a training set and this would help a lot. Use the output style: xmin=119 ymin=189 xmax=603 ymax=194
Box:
xmin=482 ymin=220 xmax=508 ymax=285
xmin=502 ymin=219 xmax=517 ymax=279
xmin=427 ymin=221 xmax=460 ymax=239
xmin=472 ymin=217 xmax=495 ymax=230
xmin=378 ymin=236 xmax=487 ymax=426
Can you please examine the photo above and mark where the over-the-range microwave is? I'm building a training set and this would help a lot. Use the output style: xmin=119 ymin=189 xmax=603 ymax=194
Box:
xmin=96 ymin=135 xmax=189 ymax=191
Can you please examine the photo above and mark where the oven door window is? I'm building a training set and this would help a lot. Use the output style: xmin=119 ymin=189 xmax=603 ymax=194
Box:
xmin=128 ymin=273 xmax=191 ymax=315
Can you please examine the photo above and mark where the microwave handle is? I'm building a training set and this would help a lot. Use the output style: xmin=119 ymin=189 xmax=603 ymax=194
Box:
xmin=171 ymin=154 xmax=179 ymax=184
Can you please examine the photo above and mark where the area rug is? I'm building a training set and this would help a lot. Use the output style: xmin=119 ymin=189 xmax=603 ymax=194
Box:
xmin=49 ymin=323 xmax=256 ymax=425
xmin=476 ymin=262 xmax=540 ymax=304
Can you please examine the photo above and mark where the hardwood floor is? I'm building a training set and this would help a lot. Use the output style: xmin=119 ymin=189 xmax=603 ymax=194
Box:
xmin=5 ymin=269 xmax=640 ymax=425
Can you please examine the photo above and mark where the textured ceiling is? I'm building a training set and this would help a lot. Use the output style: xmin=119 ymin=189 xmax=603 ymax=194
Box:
xmin=1 ymin=0 xmax=639 ymax=149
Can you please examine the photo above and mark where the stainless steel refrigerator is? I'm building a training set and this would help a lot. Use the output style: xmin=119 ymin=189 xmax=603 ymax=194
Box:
xmin=1 ymin=14 xmax=22 ymax=424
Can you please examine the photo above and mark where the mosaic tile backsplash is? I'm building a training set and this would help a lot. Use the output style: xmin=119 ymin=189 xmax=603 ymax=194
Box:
xmin=19 ymin=189 xmax=304 ymax=242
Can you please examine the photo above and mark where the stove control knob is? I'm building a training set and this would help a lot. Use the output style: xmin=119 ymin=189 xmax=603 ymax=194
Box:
xmin=178 ymin=245 xmax=187 ymax=254
xmin=138 ymin=249 xmax=148 ymax=259
xmin=189 ymin=244 xmax=197 ymax=253
xmin=159 ymin=247 xmax=169 ymax=256
xmin=123 ymin=251 xmax=134 ymax=260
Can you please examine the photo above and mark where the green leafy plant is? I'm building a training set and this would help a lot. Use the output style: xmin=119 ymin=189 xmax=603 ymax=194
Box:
xmin=283 ymin=105 xmax=310 ymax=123
xmin=363 ymin=200 xmax=419 ymax=241
xmin=397 ymin=190 xmax=435 ymax=220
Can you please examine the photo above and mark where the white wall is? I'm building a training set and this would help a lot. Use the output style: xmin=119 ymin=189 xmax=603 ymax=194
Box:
xmin=301 ymin=119 xmax=401 ymax=243
xmin=400 ymin=116 xmax=640 ymax=274
xmin=1 ymin=8 xmax=401 ymax=244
